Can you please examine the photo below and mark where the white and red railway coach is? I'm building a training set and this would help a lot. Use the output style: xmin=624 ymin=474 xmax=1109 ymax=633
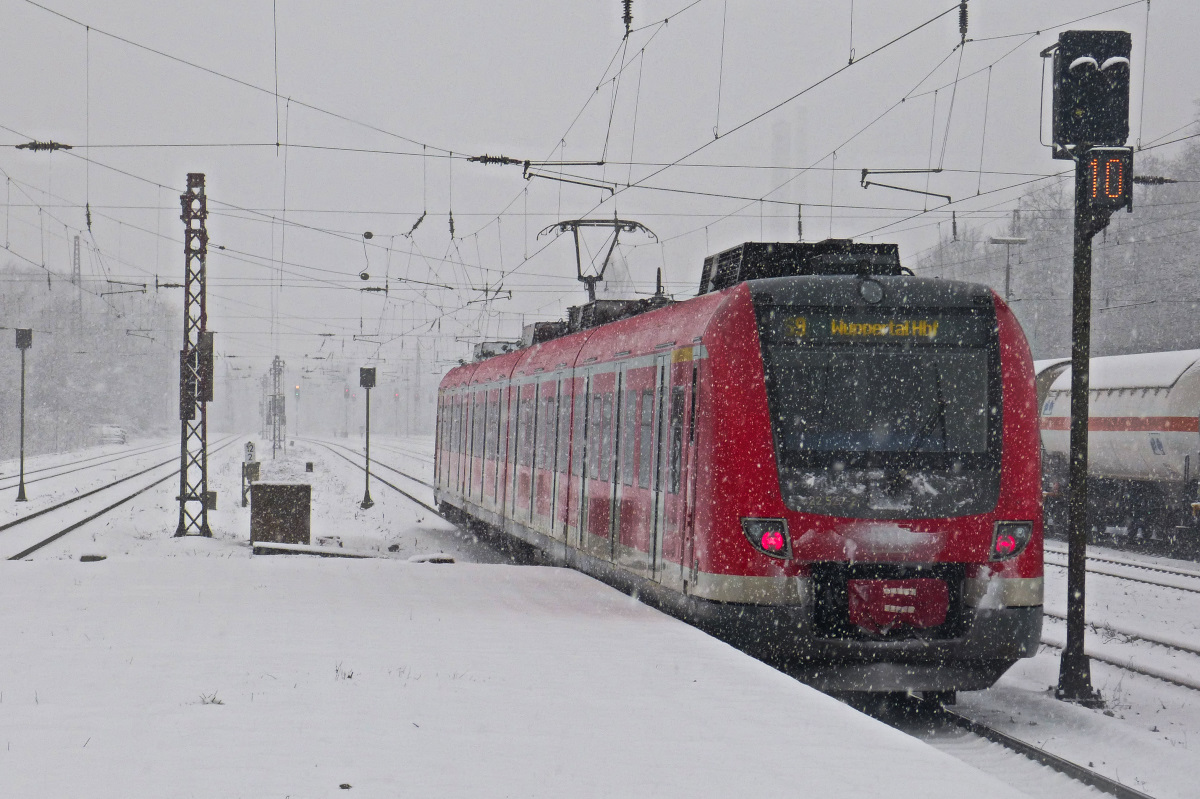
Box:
xmin=1039 ymin=349 xmax=1200 ymax=536
xmin=436 ymin=240 xmax=1044 ymax=694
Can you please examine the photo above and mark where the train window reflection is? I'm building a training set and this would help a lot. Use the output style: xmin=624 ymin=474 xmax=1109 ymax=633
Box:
xmin=773 ymin=350 xmax=989 ymax=454
xmin=758 ymin=306 xmax=1001 ymax=519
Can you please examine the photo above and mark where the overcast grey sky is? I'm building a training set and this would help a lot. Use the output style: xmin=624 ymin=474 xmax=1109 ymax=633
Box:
xmin=2 ymin=0 xmax=1197 ymax=381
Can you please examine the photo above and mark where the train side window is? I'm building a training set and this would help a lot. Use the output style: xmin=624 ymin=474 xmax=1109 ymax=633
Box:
xmin=465 ymin=392 xmax=474 ymax=458
xmin=449 ymin=397 xmax=459 ymax=453
xmin=460 ymin=396 xmax=469 ymax=456
xmin=588 ymin=393 xmax=603 ymax=477
xmin=506 ymin=388 xmax=519 ymax=470
xmin=621 ymin=389 xmax=637 ymax=486
xmin=454 ymin=396 xmax=463 ymax=454
xmin=600 ymin=393 xmax=614 ymax=481
xmin=519 ymin=390 xmax=536 ymax=467
xmin=638 ymin=390 xmax=654 ymax=489
xmin=537 ymin=389 xmax=556 ymax=469
xmin=487 ymin=396 xmax=499 ymax=459
xmin=571 ymin=387 xmax=587 ymax=476
xmin=557 ymin=383 xmax=571 ymax=474
xmin=668 ymin=385 xmax=685 ymax=493
xmin=464 ymin=393 xmax=473 ymax=458
xmin=495 ymin=394 xmax=504 ymax=459
xmin=481 ymin=395 xmax=491 ymax=459
xmin=514 ymin=391 xmax=526 ymax=466
xmin=473 ymin=391 xmax=486 ymax=459
xmin=436 ymin=397 xmax=445 ymax=451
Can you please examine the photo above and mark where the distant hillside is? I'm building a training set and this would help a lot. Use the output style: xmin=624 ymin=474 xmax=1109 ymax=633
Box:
xmin=913 ymin=128 xmax=1200 ymax=359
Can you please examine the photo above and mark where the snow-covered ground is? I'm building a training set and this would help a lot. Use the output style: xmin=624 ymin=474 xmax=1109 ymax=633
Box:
xmin=1 ymin=436 xmax=1197 ymax=797
xmin=954 ymin=541 xmax=1200 ymax=799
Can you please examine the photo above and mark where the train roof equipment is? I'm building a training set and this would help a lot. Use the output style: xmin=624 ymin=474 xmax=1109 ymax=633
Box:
xmin=497 ymin=239 xmax=909 ymax=360
xmin=697 ymin=239 xmax=904 ymax=296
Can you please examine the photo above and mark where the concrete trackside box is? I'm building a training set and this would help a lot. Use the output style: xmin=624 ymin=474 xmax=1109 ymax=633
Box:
xmin=250 ymin=483 xmax=311 ymax=546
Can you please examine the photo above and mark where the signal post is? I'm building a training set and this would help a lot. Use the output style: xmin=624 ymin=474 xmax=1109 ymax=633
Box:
xmin=1044 ymin=30 xmax=1133 ymax=705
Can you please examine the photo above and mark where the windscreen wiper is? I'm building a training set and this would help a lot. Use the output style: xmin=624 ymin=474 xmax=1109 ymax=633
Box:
xmin=912 ymin=367 xmax=948 ymax=451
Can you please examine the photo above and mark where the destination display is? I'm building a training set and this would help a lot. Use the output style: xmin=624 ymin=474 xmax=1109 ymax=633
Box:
xmin=762 ymin=307 xmax=994 ymax=347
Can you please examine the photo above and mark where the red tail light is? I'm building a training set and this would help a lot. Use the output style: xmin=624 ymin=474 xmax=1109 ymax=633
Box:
xmin=990 ymin=521 xmax=1033 ymax=560
xmin=741 ymin=518 xmax=791 ymax=559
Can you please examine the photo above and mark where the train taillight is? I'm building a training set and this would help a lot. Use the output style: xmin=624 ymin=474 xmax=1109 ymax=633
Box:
xmin=990 ymin=521 xmax=1034 ymax=560
xmin=741 ymin=518 xmax=791 ymax=559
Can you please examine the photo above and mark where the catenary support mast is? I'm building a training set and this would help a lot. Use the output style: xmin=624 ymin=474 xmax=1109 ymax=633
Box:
xmin=176 ymin=173 xmax=212 ymax=537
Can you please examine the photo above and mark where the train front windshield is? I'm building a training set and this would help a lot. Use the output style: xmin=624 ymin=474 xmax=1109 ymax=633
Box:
xmin=757 ymin=306 xmax=1002 ymax=519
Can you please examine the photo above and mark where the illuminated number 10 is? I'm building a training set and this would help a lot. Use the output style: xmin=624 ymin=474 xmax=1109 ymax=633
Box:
xmin=1091 ymin=157 xmax=1124 ymax=200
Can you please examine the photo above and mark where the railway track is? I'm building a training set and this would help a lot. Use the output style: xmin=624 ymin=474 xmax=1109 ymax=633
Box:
xmin=936 ymin=708 xmax=1155 ymax=799
xmin=303 ymin=439 xmax=439 ymax=513
xmin=1041 ymin=544 xmax=1200 ymax=692
xmin=1044 ymin=544 xmax=1200 ymax=595
xmin=2 ymin=436 xmax=238 ymax=560
xmin=0 ymin=439 xmax=175 ymax=493
xmin=368 ymin=439 xmax=436 ymax=465
xmin=825 ymin=687 xmax=1156 ymax=799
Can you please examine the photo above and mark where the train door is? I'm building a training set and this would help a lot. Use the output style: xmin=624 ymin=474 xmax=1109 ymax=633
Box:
xmin=680 ymin=360 xmax=701 ymax=585
xmin=661 ymin=361 xmax=694 ymax=581
xmin=492 ymin=389 xmax=504 ymax=510
xmin=434 ymin=393 xmax=443 ymax=488
xmin=614 ymin=365 xmax=653 ymax=574
xmin=505 ymin=383 xmax=521 ymax=521
xmin=553 ymin=376 xmax=572 ymax=540
xmin=568 ymin=373 xmax=590 ymax=549
xmin=607 ymin=368 xmax=627 ymax=561
xmin=457 ymin=393 xmax=469 ymax=496
xmin=449 ymin=394 xmax=460 ymax=495
xmin=515 ymin=382 xmax=537 ymax=525
xmin=583 ymin=374 xmax=615 ymax=559
xmin=482 ymin=390 xmax=496 ymax=510
xmin=533 ymin=380 xmax=558 ymax=532
xmin=464 ymin=390 xmax=474 ymax=500
xmin=649 ymin=355 xmax=670 ymax=574
xmin=476 ymin=389 xmax=489 ymax=506
xmin=468 ymin=389 xmax=481 ymax=503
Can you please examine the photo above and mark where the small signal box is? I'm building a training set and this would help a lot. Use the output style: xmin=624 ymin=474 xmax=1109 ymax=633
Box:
xmin=15 ymin=328 xmax=32 ymax=350
xmin=359 ymin=367 xmax=376 ymax=389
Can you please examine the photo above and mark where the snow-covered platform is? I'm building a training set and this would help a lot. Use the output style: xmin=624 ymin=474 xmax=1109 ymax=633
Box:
xmin=0 ymin=557 xmax=1033 ymax=798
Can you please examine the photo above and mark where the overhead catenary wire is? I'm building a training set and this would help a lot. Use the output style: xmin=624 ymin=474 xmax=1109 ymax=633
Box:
xmin=976 ymin=66 xmax=992 ymax=195
xmin=21 ymin=0 xmax=456 ymax=157
xmin=8 ymin=0 xmax=1185 ymax=356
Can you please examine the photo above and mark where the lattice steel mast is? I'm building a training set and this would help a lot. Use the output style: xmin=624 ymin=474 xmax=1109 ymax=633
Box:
xmin=270 ymin=355 xmax=286 ymax=458
xmin=176 ymin=173 xmax=213 ymax=537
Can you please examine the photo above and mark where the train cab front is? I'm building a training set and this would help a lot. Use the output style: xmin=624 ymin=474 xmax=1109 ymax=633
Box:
xmin=701 ymin=276 xmax=1044 ymax=693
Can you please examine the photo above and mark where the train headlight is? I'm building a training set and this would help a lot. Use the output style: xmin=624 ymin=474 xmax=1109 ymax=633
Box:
xmin=990 ymin=521 xmax=1034 ymax=561
xmin=741 ymin=518 xmax=791 ymax=559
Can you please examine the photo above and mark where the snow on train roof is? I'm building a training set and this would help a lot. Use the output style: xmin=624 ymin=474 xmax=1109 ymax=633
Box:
xmin=1033 ymin=358 xmax=1069 ymax=375
xmin=1049 ymin=349 xmax=1200 ymax=391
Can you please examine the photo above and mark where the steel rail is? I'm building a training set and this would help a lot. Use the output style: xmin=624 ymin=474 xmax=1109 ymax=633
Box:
xmin=939 ymin=709 xmax=1157 ymax=799
xmin=306 ymin=440 xmax=441 ymax=515
xmin=0 ymin=440 xmax=175 ymax=492
xmin=1044 ymin=542 xmax=1200 ymax=582
xmin=1039 ymin=632 xmax=1200 ymax=693
xmin=1043 ymin=556 xmax=1200 ymax=595
xmin=1042 ymin=609 xmax=1200 ymax=658
xmin=4 ymin=436 xmax=239 ymax=560
xmin=362 ymin=439 xmax=436 ymax=465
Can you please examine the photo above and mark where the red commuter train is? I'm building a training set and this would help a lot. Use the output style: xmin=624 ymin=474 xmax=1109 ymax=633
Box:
xmin=435 ymin=240 xmax=1043 ymax=696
